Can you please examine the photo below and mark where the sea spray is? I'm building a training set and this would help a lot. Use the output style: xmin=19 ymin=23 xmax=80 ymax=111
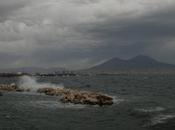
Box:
xmin=18 ymin=76 xmax=64 ymax=92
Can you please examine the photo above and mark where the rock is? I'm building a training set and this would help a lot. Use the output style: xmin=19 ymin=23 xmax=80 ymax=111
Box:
xmin=10 ymin=83 xmax=18 ymax=89
xmin=0 ymin=84 xmax=16 ymax=91
xmin=61 ymin=91 xmax=113 ymax=106
xmin=37 ymin=87 xmax=113 ymax=106
xmin=37 ymin=88 xmax=56 ymax=96
xmin=16 ymin=89 xmax=24 ymax=92
xmin=0 ymin=83 xmax=23 ymax=92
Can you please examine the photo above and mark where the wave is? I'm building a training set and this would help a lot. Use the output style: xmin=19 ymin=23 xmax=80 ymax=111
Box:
xmin=112 ymin=96 xmax=125 ymax=104
xmin=135 ymin=107 xmax=165 ymax=113
xmin=16 ymin=100 xmax=86 ymax=109
xmin=150 ymin=114 xmax=175 ymax=126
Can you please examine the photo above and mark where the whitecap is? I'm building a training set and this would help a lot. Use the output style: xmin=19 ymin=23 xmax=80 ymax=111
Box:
xmin=135 ymin=107 xmax=165 ymax=113
xmin=150 ymin=114 xmax=175 ymax=126
xmin=112 ymin=96 xmax=125 ymax=104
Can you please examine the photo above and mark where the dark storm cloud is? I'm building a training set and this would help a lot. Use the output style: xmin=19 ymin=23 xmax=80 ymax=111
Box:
xmin=0 ymin=0 xmax=29 ymax=22
xmin=0 ymin=0 xmax=175 ymax=69
xmin=77 ymin=6 xmax=175 ymax=60
xmin=68 ymin=0 xmax=99 ymax=4
xmin=0 ymin=52 xmax=24 ymax=68
xmin=83 ymin=7 xmax=175 ymax=40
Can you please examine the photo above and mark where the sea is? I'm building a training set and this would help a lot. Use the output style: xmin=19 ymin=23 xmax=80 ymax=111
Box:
xmin=0 ymin=74 xmax=175 ymax=130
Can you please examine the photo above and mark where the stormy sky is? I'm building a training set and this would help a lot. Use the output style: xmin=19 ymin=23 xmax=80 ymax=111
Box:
xmin=0 ymin=0 xmax=175 ymax=69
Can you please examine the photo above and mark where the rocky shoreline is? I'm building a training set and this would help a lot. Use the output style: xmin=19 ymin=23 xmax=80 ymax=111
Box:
xmin=0 ymin=84 xmax=113 ymax=106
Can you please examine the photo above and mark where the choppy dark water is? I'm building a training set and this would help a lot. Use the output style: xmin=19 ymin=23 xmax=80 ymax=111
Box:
xmin=1 ymin=74 xmax=175 ymax=130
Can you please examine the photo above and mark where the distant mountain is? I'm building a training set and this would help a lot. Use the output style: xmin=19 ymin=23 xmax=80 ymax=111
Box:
xmin=0 ymin=67 xmax=66 ymax=73
xmin=86 ymin=55 xmax=175 ymax=73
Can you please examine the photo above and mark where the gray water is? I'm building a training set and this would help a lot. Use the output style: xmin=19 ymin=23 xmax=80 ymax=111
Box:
xmin=0 ymin=74 xmax=175 ymax=130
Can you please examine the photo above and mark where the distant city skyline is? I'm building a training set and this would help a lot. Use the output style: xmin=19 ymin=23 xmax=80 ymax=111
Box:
xmin=0 ymin=0 xmax=175 ymax=69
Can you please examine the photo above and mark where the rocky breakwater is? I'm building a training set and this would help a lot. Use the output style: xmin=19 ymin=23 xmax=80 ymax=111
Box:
xmin=0 ymin=83 xmax=113 ymax=106
xmin=37 ymin=88 xmax=113 ymax=106
xmin=0 ymin=83 xmax=24 ymax=92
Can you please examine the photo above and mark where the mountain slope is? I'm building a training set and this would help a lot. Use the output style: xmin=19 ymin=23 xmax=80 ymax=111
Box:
xmin=87 ymin=55 xmax=175 ymax=72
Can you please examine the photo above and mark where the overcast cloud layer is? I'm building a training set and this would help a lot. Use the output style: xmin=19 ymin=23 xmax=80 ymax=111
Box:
xmin=0 ymin=0 xmax=175 ymax=69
